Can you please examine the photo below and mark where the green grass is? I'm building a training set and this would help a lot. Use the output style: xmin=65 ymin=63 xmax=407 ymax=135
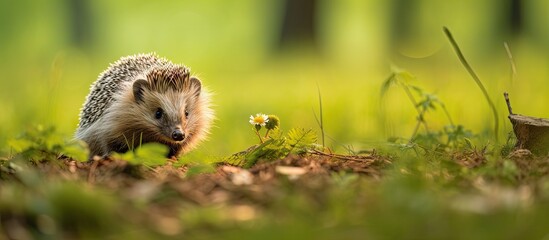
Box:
xmin=2 ymin=137 xmax=549 ymax=239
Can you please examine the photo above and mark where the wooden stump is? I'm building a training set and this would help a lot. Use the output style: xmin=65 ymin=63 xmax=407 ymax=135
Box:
xmin=505 ymin=93 xmax=549 ymax=155
xmin=509 ymin=114 xmax=549 ymax=155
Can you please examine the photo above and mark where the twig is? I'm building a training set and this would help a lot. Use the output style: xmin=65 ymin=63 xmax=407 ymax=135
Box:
xmin=88 ymin=158 xmax=99 ymax=184
xmin=309 ymin=149 xmax=374 ymax=162
xmin=504 ymin=92 xmax=514 ymax=115
xmin=443 ymin=26 xmax=499 ymax=142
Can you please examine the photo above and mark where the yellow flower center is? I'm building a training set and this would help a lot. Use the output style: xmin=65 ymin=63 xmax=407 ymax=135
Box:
xmin=254 ymin=116 xmax=265 ymax=124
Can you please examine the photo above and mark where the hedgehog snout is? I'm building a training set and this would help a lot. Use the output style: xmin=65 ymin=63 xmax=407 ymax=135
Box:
xmin=172 ymin=129 xmax=185 ymax=141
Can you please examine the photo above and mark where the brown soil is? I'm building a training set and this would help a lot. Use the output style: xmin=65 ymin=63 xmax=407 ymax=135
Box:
xmin=26 ymin=152 xmax=392 ymax=206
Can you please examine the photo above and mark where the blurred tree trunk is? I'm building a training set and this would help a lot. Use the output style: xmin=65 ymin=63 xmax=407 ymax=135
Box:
xmin=278 ymin=0 xmax=318 ymax=49
xmin=387 ymin=0 xmax=418 ymax=55
xmin=388 ymin=0 xmax=415 ymax=45
xmin=66 ymin=0 xmax=92 ymax=48
xmin=509 ymin=0 xmax=522 ymax=35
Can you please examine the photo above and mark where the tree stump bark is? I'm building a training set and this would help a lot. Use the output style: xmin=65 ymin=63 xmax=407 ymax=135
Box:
xmin=505 ymin=93 xmax=549 ymax=155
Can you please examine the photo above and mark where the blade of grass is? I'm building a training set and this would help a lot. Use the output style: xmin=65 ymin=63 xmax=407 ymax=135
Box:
xmin=443 ymin=26 xmax=499 ymax=142
xmin=314 ymin=84 xmax=325 ymax=148
xmin=504 ymin=42 xmax=517 ymax=84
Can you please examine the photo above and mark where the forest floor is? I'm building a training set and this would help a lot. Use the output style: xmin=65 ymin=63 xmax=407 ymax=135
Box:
xmin=2 ymin=144 xmax=549 ymax=239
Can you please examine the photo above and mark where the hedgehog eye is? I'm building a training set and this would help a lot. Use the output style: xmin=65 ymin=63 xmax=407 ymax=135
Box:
xmin=155 ymin=108 xmax=163 ymax=119
xmin=185 ymin=110 xmax=189 ymax=117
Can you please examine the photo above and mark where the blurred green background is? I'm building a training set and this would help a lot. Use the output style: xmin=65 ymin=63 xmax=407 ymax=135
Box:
xmin=1 ymin=0 xmax=549 ymax=157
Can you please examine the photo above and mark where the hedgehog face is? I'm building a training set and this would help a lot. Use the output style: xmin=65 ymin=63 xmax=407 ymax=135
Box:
xmin=132 ymin=71 xmax=203 ymax=145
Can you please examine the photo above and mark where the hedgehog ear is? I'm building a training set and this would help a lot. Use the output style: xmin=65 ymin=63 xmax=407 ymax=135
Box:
xmin=188 ymin=76 xmax=202 ymax=97
xmin=133 ymin=79 xmax=149 ymax=104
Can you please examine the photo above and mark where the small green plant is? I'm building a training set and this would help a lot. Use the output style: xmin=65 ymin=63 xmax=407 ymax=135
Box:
xmin=382 ymin=68 xmax=474 ymax=152
xmin=242 ymin=128 xmax=318 ymax=168
xmin=381 ymin=67 xmax=429 ymax=141
xmin=7 ymin=125 xmax=88 ymax=162
xmin=227 ymin=114 xmax=318 ymax=168
xmin=112 ymin=143 xmax=169 ymax=168
xmin=500 ymin=131 xmax=518 ymax=156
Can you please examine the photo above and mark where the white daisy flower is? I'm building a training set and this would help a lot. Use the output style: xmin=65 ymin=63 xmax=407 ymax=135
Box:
xmin=249 ymin=113 xmax=269 ymax=126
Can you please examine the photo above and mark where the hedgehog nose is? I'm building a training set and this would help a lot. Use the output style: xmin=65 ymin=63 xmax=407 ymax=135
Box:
xmin=172 ymin=129 xmax=185 ymax=141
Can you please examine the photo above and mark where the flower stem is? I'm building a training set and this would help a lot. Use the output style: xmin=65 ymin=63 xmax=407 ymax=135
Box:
xmin=255 ymin=130 xmax=264 ymax=143
xmin=264 ymin=129 xmax=270 ymax=139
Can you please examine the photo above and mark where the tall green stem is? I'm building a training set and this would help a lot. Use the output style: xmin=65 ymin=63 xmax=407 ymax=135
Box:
xmin=443 ymin=27 xmax=499 ymax=142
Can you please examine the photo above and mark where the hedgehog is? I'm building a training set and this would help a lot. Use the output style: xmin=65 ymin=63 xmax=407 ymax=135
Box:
xmin=75 ymin=53 xmax=213 ymax=159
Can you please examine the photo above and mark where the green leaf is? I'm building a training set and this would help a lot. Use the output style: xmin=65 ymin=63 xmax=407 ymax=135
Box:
xmin=135 ymin=143 xmax=169 ymax=165
xmin=286 ymin=128 xmax=317 ymax=154
xmin=396 ymin=70 xmax=416 ymax=83
xmin=186 ymin=163 xmax=215 ymax=177
xmin=114 ymin=143 xmax=168 ymax=166
xmin=243 ymin=138 xmax=286 ymax=168
xmin=380 ymin=73 xmax=397 ymax=98
xmin=464 ymin=138 xmax=473 ymax=149
xmin=8 ymin=138 xmax=34 ymax=152
xmin=409 ymin=85 xmax=424 ymax=95
xmin=62 ymin=140 xmax=89 ymax=162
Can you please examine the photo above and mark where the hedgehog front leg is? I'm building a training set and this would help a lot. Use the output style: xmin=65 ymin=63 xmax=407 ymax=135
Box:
xmin=167 ymin=144 xmax=183 ymax=159
xmin=86 ymin=140 xmax=109 ymax=161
